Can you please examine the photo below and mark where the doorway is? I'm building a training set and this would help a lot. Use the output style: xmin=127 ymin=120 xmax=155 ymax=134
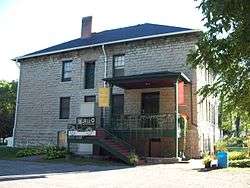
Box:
xmin=141 ymin=92 xmax=160 ymax=115
xmin=141 ymin=92 xmax=160 ymax=128
xmin=149 ymin=138 xmax=161 ymax=157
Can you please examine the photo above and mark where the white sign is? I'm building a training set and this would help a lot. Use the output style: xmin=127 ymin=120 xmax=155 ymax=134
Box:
xmin=68 ymin=130 xmax=96 ymax=136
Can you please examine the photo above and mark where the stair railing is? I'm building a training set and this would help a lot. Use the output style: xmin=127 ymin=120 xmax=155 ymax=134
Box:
xmin=101 ymin=128 xmax=135 ymax=153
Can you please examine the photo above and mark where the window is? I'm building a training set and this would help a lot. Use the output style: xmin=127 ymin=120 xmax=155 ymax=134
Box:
xmin=62 ymin=60 xmax=72 ymax=82
xmin=84 ymin=95 xmax=96 ymax=102
xmin=113 ymin=55 xmax=125 ymax=77
xmin=59 ymin=97 xmax=70 ymax=119
xmin=85 ymin=61 xmax=95 ymax=89
xmin=112 ymin=94 xmax=124 ymax=115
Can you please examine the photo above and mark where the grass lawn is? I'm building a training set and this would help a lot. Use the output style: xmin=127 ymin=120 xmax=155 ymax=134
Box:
xmin=1 ymin=147 xmax=247 ymax=168
xmin=0 ymin=146 xmax=124 ymax=166
xmin=0 ymin=147 xmax=22 ymax=160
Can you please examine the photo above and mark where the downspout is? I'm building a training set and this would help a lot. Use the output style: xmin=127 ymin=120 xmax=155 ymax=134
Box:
xmin=102 ymin=45 xmax=107 ymax=86
xmin=12 ymin=58 xmax=20 ymax=147
xmin=175 ymin=79 xmax=179 ymax=158
xmin=101 ymin=45 xmax=108 ymax=127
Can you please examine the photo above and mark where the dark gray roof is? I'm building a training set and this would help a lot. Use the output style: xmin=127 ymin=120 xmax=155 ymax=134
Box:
xmin=103 ymin=71 xmax=190 ymax=89
xmin=18 ymin=23 xmax=199 ymax=60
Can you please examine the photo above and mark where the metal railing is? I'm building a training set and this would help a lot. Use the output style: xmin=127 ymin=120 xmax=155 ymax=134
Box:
xmin=101 ymin=128 xmax=135 ymax=152
xmin=108 ymin=113 xmax=175 ymax=131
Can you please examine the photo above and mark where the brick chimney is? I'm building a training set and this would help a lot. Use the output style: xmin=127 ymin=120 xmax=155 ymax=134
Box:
xmin=81 ymin=16 xmax=92 ymax=38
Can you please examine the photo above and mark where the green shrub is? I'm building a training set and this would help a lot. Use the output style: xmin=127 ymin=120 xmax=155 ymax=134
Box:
xmin=16 ymin=147 xmax=45 ymax=158
xmin=229 ymin=159 xmax=250 ymax=168
xmin=202 ymin=153 xmax=213 ymax=167
xmin=16 ymin=146 xmax=67 ymax=160
xmin=229 ymin=151 xmax=248 ymax=161
xmin=44 ymin=146 xmax=67 ymax=160
xmin=226 ymin=137 xmax=246 ymax=147
xmin=215 ymin=140 xmax=228 ymax=152
xmin=128 ymin=152 xmax=139 ymax=166
xmin=216 ymin=137 xmax=248 ymax=149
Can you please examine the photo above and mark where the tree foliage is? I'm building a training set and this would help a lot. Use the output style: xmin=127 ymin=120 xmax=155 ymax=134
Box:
xmin=188 ymin=0 xmax=250 ymax=115
xmin=188 ymin=0 xmax=250 ymax=134
xmin=0 ymin=80 xmax=17 ymax=141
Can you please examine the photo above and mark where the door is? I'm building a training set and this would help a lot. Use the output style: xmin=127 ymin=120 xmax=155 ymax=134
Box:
xmin=112 ymin=94 xmax=124 ymax=115
xmin=111 ymin=94 xmax=124 ymax=128
xmin=141 ymin=92 xmax=160 ymax=128
xmin=149 ymin=138 xmax=161 ymax=157
xmin=141 ymin=92 xmax=160 ymax=114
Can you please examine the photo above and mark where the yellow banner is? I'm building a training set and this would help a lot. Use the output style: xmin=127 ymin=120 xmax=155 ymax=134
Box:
xmin=98 ymin=87 xmax=110 ymax=107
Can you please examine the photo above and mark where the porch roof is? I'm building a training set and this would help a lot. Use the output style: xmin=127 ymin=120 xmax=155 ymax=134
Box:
xmin=103 ymin=71 xmax=190 ymax=89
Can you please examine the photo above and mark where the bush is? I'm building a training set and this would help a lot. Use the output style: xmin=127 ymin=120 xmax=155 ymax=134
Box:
xmin=215 ymin=140 xmax=228 ymax=152
xmin=202 ymin=153 xmax=213 ymax=168
xmin=16 ymin=147 xmax=45 ymax=158
xmin=44 ymin=146 xmax=67 ymax=160
xmin=229 ymin=159 xmax=250 ymax=168
xmin=128 ymin=152 xmax=139 ymax=166
xmin=225 ymin=137 xmax=247 ymax=147
xmin=216 ymin=137 xmax=248 ymax=148
xmin=229 ymin=151 xmax=248 ymax=161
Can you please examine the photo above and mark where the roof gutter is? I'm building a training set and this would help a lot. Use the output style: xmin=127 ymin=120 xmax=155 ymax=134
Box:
xmin=14 ymin=29 xmax=201 ymax=61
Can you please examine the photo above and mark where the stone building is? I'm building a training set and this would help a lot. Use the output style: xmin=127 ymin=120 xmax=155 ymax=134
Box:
xmin=13 ymin=16 xmax=220 ymax=162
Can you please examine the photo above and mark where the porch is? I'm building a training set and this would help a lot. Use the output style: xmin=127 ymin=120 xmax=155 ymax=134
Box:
xmin=102 ymin=71 xmax=190 ymax=158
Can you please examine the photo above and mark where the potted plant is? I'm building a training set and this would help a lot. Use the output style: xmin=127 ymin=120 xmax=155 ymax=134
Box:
xmin=202 ymin=154 xmax=212 ymax=168
xmin=128 ymin=152 xmax=139 ymax=166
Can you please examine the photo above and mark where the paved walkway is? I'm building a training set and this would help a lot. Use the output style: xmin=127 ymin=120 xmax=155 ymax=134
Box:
xmin=0 ymin=159 xmax=249 ymax=188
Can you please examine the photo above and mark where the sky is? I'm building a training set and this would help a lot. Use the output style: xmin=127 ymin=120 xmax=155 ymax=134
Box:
xmin=0 ymin=0 xmax=204 ymax=81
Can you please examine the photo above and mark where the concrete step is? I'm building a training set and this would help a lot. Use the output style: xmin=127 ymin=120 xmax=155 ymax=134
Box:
xmin=145 ymin=157 xmax=180 ymax=164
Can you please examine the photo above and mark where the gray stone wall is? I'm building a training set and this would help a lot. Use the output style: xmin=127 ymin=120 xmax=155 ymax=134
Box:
xmin=14 ymin=33 xmax=199 ymax=155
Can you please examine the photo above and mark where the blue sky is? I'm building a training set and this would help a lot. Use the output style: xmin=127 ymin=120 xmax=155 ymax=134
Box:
xmin=0 ymin=0 xmax=12 ymax=11
xmin=0 ymin=0 xmax=203 ymax=81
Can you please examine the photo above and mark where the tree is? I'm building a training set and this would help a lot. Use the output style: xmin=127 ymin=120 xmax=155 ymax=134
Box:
xmin=0 ymin=80 xmax=17 ymax=142
xmin=188 ymin=0 xmax=250 ymax=133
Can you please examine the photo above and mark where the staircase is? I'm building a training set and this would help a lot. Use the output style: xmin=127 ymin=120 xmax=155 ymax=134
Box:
xmin=95 ymin=128 xmax=134 ymax=164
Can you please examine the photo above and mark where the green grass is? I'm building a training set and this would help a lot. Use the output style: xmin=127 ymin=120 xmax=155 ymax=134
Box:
xmin=0 ymin=147 xmax=21 ymax=159
xmin=0 ymin=146 xmax=125 ymax=166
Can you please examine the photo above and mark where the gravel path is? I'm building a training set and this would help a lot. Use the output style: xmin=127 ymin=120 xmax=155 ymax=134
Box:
xmin=0 ymin=159 xmax=249 ymax=188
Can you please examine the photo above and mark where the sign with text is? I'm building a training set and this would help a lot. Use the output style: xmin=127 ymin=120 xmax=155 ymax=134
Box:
xmin=67 ymin=117 xmax=96 ymax=136
xmin=76 ymin=117 xmax=95 ymax=126
xmin=98 ymin=87 xmax=110 ymax=107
